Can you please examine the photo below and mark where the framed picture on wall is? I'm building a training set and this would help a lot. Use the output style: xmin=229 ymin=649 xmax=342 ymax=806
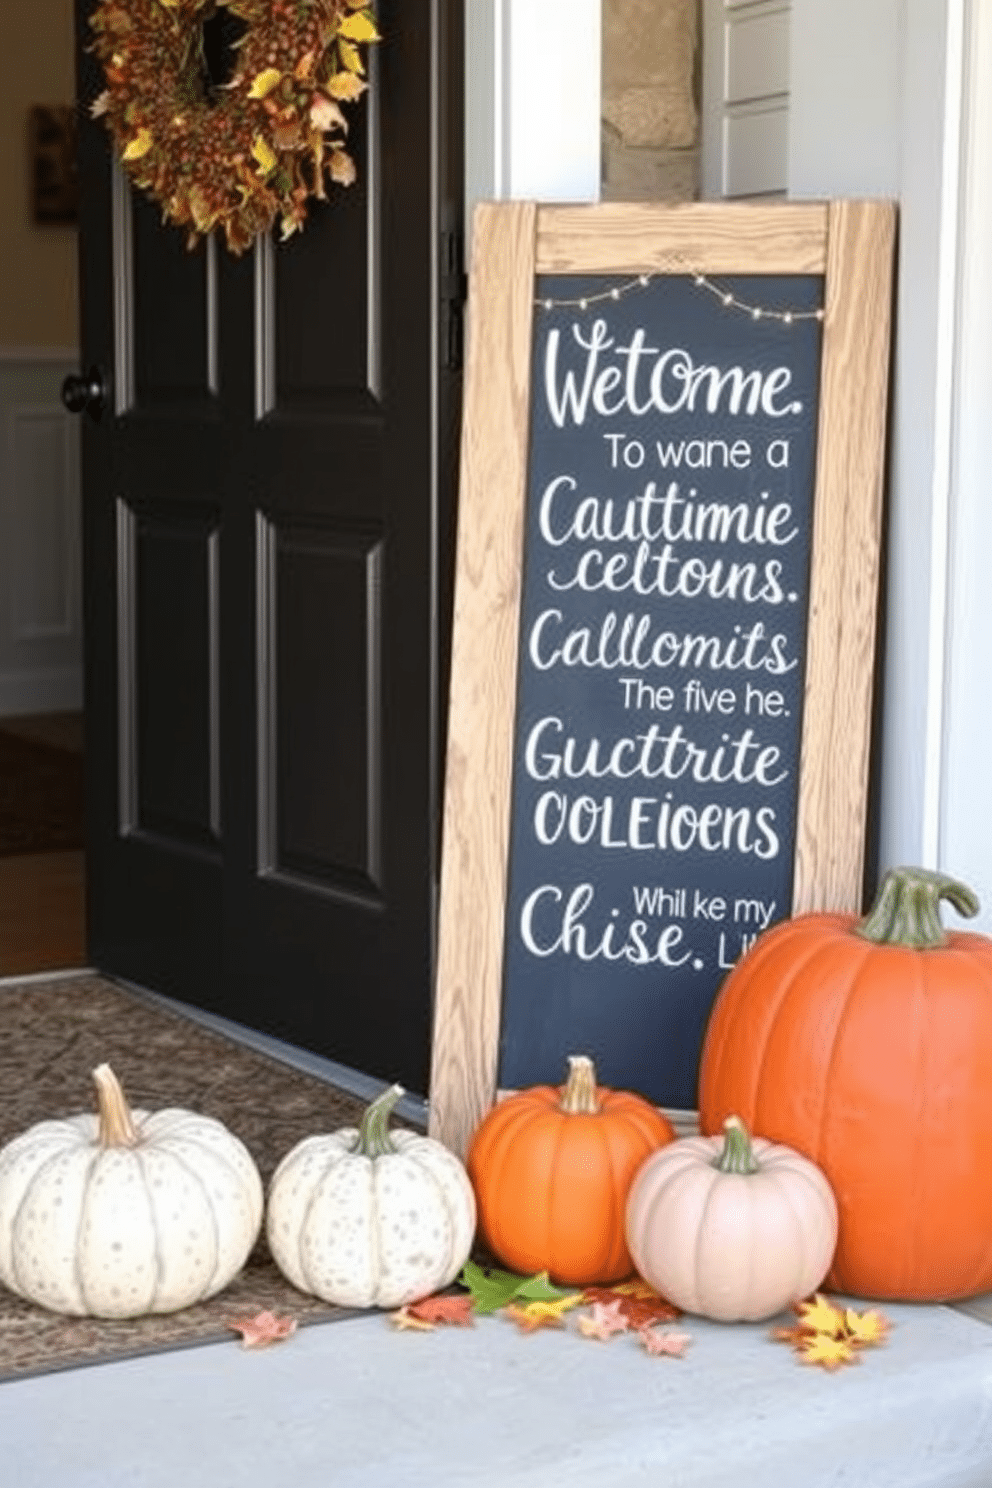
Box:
xmin=29 ymin=105 xmax=79 ymax=226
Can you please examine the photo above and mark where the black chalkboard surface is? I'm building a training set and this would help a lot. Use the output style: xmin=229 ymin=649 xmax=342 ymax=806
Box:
xmin=498 ymin=273 xmax=823 ymax=1108
xmin=429 ymin=201 xmax=895 ymax=1156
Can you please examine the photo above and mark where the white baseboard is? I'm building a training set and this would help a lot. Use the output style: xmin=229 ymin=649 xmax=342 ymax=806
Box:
xmin=0 ymin=666 xmax=83 ymax=717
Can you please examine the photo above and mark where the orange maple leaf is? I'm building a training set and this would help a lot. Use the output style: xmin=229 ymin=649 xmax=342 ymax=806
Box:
xmin=227 ymin=1310 xmax=298 ymax=1349
xmin=407 ymin=1293 xmax=475 ymax=1327
xmin=582 ymin=1282 xmax=681 ymax=1327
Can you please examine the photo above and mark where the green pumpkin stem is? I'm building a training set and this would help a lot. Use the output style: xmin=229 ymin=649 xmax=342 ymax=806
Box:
xmin=92 ymin=1063 xmax=141 ymax=1149
xmin=856 ymin=867 xmax=979 ymax=950
xmin=559 ymin=1055 xmax=601 ymax=1115
xmin=713 ymin=1115 xmax=760 ymax=1174
xmin=356 ymin=1083 xmax=404 ymax=1158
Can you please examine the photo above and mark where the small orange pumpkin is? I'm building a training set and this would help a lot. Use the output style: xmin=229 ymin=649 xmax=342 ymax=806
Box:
xmin=467 ymin=1054 xmax=675 ymax=1285
xmin=698 ymin=867 xmax=992 ymax=1301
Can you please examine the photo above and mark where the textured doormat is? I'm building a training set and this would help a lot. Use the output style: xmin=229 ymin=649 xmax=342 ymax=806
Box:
xmin=0 ymin=974 xmax=402 ymax=1381
xmin=0 ymin=729 xmax=84 ymax=856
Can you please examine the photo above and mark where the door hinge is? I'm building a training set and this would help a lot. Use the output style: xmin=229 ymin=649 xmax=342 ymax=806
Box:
xmin=441 ymin=229 xmax=467 ymax=373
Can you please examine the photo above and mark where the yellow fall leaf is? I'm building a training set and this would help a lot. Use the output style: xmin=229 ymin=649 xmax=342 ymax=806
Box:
xmin=248 ymin=68 xmax=282 ymax=100
xmin=326 ymin=70 xmax=367 ymax=102
xmin=794 ymin=1294 xmax=845 ymax=1337
xmin=251 ymin=135 xmax=278 ymax=176
xmin=338 ymin=10 xmax=381 ymax=42
xmin=844 ymin=1308 xmax=891 ymax=1348
xmin=503 ymin=1293 xmax=584 ymax=1332
xmin=798 ymin=1333 xmax=859 ymax=1371
xmin=122 ymin=128 xmax=153 ymax=161
xmin=337 ymin=38 xmax=365 ymax=75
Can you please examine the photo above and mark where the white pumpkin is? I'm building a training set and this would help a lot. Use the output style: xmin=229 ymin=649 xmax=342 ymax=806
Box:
xmin=0 ymin=1063 xmax=263 ymax=1318
xmin=267 ymin=1082 xmax=476 ymax=1308
xmin=625 ymin=1115 xmax=838 ymax=1322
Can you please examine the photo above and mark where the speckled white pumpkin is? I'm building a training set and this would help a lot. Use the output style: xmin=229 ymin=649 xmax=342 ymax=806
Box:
xmin=0 ymin=1064 xmax=263 ymax=1319
xmin=266 ymin=1083 xmax=476 ymax=1309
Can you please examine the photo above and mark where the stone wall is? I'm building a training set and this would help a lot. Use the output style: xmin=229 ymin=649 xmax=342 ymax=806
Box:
xmin=602 ymin=0 xmax=699 ymax=201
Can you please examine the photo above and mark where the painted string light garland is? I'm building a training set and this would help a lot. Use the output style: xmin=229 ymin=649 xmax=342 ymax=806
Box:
xmin=537 ymin=271 xmax=825 ymax=325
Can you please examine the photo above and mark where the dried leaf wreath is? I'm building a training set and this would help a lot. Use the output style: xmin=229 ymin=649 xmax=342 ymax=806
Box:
xmin=89 ymin=0 xmax=379 ymax=253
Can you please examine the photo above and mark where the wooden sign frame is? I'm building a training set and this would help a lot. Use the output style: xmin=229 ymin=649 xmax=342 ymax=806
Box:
xmin=428 ymin=200 xmax=896 ymax=1155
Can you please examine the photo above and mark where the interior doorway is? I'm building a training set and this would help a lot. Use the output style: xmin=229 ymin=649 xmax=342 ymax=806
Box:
xmin=0 ymin=0 xmax=85 ymax=978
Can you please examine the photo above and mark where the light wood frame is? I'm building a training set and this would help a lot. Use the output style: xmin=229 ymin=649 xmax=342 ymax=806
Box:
xmin=429 ymin=200 xmax=896 ymax=1155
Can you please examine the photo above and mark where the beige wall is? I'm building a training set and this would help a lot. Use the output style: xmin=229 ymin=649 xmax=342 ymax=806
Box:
xmin=0 ymin=0 xmax=78 ymax=349
xmin=602 ymin=0 xmax=699 ymax=201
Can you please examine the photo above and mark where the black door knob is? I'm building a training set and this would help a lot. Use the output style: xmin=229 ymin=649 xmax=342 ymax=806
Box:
xmin=61 ymin=366 xmax=108 ymax=417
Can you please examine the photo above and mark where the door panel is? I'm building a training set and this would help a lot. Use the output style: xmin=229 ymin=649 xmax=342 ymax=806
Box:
xmin=75 ymin=0 xmax=463 ymax=1094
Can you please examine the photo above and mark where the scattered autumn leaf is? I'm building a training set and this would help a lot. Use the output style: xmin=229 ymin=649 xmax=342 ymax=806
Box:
xmin=795 ymin=1294 xmax=846 ymax=1337
xmin=457 ymin=1262 xmax=578 ymax=1316
xmin=227 ymin=1310 xmax=298 ymax=1349
xmin=576 ymin=1300 xmax=630 ymax=1341
xmin=798 ymin=1332 xmax=859 ymax=1372
xmin=844 ymin=1308 xmax=891 ymax=1349
xmin=407 ymin=1294 xmax=475 ymax=1328
xmin=389 ymin=1306 xmax=437 ymax=1332
xmin=582 ymin=1282 xmax=681 ymax=1328
xmin=770 ymin=1295 xmax=892 ymax=1371
xmin=640 ymin=1327 xmax=692 ymax=1358
xmin=503 ymin=1294 xmax=585 ymax=1334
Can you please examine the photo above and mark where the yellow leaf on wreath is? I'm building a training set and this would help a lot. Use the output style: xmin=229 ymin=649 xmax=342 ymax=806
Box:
xmin=122 ymin=128 xmax=153 ymax=161
xmin=310 ymin=94 xmax=347 ymax=133
xmin=326 ymin=70 xmax=367 ymax=102
xmin=328 ymin=149 xmax=357 ymax=186
xmin=337 ymin=38 xmax=365 ymax=75
xmin=251 ymin=135 xmax=278 ymax=176
xmin=248 ymin=68 xmax=283 ymax=100
xmin=338 ymin=11 xmax=381 ymax=43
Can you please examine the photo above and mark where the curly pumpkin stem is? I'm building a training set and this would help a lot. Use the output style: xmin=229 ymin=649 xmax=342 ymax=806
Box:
xmin=92 ymin=1063 xmax=141 ymax=1149
xmin=559 ymin=1055 xmax=601 ymax=1115
xmin=856 ymin=867 xmax=979 ymax=950
xmin=713 ymin=1115 xmax=760 ymax=1174
xmin=355 ymin=1082 xmax=404 ymax=1158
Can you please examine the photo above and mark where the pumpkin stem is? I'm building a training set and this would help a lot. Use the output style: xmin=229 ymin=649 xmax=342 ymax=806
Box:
xmin=856 ymin=867 xmax=979 ymax=950
xmin=559 ymin=1055 xmax=601 ymax=1115
xmin=92 ymin=1063 xmax=141 ymax=1149
xmin=713 ymin=1115 xmax=760 ymax=1174
xmin=355 ymin=1083 xmax=404 ymax=1158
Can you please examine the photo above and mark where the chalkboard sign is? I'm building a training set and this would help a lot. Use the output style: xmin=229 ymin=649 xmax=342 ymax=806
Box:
xmin=430 ymin=201 xmax=895 ymax=1155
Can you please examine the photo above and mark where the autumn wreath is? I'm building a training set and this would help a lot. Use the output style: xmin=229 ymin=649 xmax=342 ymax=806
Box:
xmin=89 ymin=0 xmax=379 ymax=254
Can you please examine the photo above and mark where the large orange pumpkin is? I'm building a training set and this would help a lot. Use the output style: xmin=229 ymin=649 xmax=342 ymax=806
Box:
xmin=698 ymin=866 xmax=992 ymax=1301
xmin=467 ymin=1055 xmax=675 ymax=1285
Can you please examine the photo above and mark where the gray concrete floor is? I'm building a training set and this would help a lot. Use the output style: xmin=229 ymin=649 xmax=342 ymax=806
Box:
xmin=3 ymin=1292 xmax=992 ymax=1487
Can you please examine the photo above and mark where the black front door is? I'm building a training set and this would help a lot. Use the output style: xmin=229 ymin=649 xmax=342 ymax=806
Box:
xmin=72 ymin=0 xmax=463 ymax=1094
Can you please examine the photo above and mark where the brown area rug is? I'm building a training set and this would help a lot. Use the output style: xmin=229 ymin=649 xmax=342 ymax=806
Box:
xmin=0 ymin=729 xmax=84 ymax=856
xmin=0 ymin=974 xmax=408 ymax=1381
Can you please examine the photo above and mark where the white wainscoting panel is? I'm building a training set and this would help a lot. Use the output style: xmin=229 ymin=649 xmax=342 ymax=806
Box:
xmin=0 ymin=350 xmax=82 ymax=716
